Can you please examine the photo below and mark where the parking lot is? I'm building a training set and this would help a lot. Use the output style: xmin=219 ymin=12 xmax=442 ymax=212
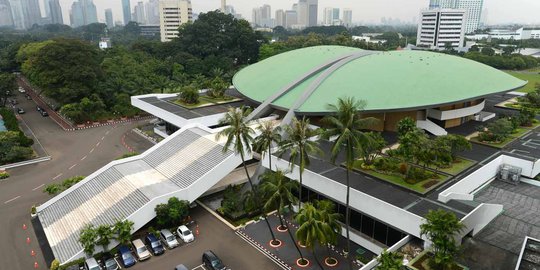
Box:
xmin=119 ymin=206 xmax=278 ymax=270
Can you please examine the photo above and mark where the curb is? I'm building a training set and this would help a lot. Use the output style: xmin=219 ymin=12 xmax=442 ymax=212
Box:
xmin=0 ymin=156 xmax=51 ymax=170
xmin=133 ymin=128 xmax=159 ymax=145
xmin=72 ymin=116 xmax=154 ymax=131
xmin=236 ymin=230 xmax=292 ymax=270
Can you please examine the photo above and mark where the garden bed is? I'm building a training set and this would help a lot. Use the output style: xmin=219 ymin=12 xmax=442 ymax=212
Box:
xmin=409 ymin=251 xmax=468 ymax=270
xmin=470 ymin=127 xmax=531 ymax=148
xmin=435 ymin=158 xmax=476 ymax=176
xmin=352 ymin=160 xmax=450 ymax=195
xmin=171 ymin=95 xmax=242 ymax=109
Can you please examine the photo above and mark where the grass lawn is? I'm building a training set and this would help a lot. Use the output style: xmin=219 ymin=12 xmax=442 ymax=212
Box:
xmin=505 ymin=70 xmax=540 ymax=93
xmin=201 ymin=95 xmax=242 ymax=104
xmin=470 ymin=127 xmax=531 ymax=148
xmin=171 ymin=95 xmax=242 ymax=109
xmin=172 ymin=99 xmax=212 ymax=109
xmin=353 ymin=161 xmax=449 ymax=194
xmin=436 ymin=158 xmax=476 ymax=176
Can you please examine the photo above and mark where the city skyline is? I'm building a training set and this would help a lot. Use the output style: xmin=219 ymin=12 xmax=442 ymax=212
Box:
xmin=31 ymin=0 xmax=540 ymax=26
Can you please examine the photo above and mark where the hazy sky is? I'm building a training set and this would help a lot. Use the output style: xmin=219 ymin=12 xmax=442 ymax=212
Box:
xmin=55 ymin=0 xmax=540 ymax=25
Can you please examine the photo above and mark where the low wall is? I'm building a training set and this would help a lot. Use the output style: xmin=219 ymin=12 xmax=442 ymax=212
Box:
xmin=459 ymin=203 xmax=504 ymax=238
xmin=360 ymin=235 xmax=412 ymax=270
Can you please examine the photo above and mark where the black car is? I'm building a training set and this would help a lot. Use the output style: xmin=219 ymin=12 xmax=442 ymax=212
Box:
xmin=16 ymin=108 xmax=25 ymax=114
xmin=40 ymin=110 xmax=48 ymax=117
xmin=202 ymin=250 xmax=226 ymax=270
xmin=145 ymin=233 xmax=164 ymax=256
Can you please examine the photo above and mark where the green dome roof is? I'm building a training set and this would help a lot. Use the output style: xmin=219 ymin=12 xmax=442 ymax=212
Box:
xmin=233 ymin=46 xmax=527 ymax=113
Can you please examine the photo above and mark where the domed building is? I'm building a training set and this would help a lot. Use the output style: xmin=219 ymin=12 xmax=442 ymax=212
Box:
xmin=233 ymin=46 xmax=526 ymax=134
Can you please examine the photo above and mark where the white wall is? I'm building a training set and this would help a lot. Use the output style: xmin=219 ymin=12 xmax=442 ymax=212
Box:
xmin=459 ymin=203 xmax=504 ymax=238
xmin=427 ymin=100 xmax=485 ymax=121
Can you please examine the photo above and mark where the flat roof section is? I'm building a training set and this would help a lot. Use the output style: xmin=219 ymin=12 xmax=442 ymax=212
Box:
xmin=474 ymin=180 xmax=540 ymax=255
xmin=516 ymin=237 xmax=540 ymax=270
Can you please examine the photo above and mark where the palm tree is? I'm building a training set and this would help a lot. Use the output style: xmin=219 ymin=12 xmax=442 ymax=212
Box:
xmin=295 ymin=202 xmax=327 ymax=269
xmin=377 ymin=249 xmax=404 ymax=270
xmin=277 ymin=117 xmax=322 ymax=210
xmin=79 ymin=224 xmax=98 ymax=257
xmin=96 ymin=224 xmax=114 ymax=253
xmin=259 ymin=170 xmax=307 ymax=263
xmin=253 ymin=120 xmax=282 ymax=169
xmin=114 ymin=220 xmax=134 ymax=245
xmin=216 ymin=107 xmax=279 ymax=246
xmin=321 ymin=97 xmax=376 ymax=270
xmin=316 ymin=200 xmax=342 ymax=265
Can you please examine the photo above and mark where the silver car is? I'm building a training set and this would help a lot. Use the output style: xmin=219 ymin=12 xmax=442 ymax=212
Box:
xmin=84 ymin=258 xmax=101 ymax=270
xmin=160 ymin=229 xmax=179 ymax=249
xmin=132 ymin=239 xmax=151 ymax=261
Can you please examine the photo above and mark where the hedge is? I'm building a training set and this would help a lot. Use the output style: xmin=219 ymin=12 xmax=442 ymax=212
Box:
xmin=0 ymin=108 xmax=34 ymax=147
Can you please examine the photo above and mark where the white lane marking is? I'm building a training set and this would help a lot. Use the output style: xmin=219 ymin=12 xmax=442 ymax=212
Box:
xmin=68 ymin=164 xmax=77 ymax=170
xmin=101 ymin=136 xmax=105 ymax=141
xmin=4 ymin=196 xmax=21 ymax=204
xmin=81 ymin=155 xmax=87 ymax=161
xmin=90 ymin=148 xmax=95 ymax=153
xmin=96 ymin=142 xmax=101 ymax=147
xmin=105 ymin=130 xmax=110 ymax=135
xmin=53 ymin=173 xmax=63 ymax=180
xmin=32 ymin=184 xmax=44 ymax=191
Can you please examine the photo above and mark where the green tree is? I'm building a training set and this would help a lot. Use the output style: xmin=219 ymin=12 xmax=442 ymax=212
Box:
xmin=376 ymin=249 xmax=404 ymax=270
xmin=253 ymin=120 xmax=282 ymax=169
xmin=96 ymin=224 xmax=114 ymax=252
xmin=396 ymin=117 xmax=416 ymax=138
xmin=154 ymin=197 xmax=189 ymax=228
xmin=0 ymin=131 xmax=33 ymax=164
xmin=277 ymin=117 xmax=322 ymax=210
xmin=316 ymin=200 xmax=342 ymax=264
xmin=481 ymin=47 xmax=495 ymax=56
xmin=114 ymin=220 xmax=134 ymax=245
xmin=420 ymin=210 xmax=464 ymax=270
xmin=321 ymin=97 xmax=376 ymax=270
xmin=78 ymin=224 xmax=98 ymax=257
xmin=357 ymin=132 xmax=386 ymax=166
xmin=0 ymin=72 xmax=16 ymax=107
xmin=208 ymin=77 xmax=229 ymax=99
xmin=436 ymin=135 xmax=471 ymax=161
xmin=179 ymin=84 xmax=199 ymax=104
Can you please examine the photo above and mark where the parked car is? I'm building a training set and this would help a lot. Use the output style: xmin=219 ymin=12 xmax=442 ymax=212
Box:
xmin=202 ymin=250 xmax=226 ymax=270
xmin=36 ymin=105 xmax=42 ymax=112
xmin=160 ymin=229 xmax=179 ymax=249
xmin=18 ymin=87 xmax=25 ymax=93
xmin=25 ymin=94 xmax=31 ymax=100
xmin=177 ymin=225 xmax=194 ymax=243
xmin=132 ymin=239 xmax=151 ymax=261
xmin=103 ymin=257 xmax=119 ymax=270
xmin=145 ymin=233 xmax=165 ymax=256
xmin=40 ymin=110 xmax=48 ymax=117
xmin=118 ymin=245 xmax=136 ymax=268
xmin=16 ymin=108 xmax=25 ymax=114
xmin=84 ymin=258 xmax=101 ymax=270
xmin=175 ymin=264 xmax=189 ymax=270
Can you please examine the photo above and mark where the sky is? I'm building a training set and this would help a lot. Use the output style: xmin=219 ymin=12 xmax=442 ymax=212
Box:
xmin=55 ymin=0 xmax=540 ymax=26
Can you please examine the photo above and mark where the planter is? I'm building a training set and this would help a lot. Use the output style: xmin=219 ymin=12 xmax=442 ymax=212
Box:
xmin=276 ymin=225 xmax=288 ymax=232
xmin=324 ymin=257 xmax=339 ymax=267
xmin=296 ymin=258 xmax=310 ymax=268
xmin=30 ymin=205 xmax=37 ymax=218
xmin=269 ymin=239 xmax=283 ymax=248
xmin=298 ymin=241 xmax=307 ymax=248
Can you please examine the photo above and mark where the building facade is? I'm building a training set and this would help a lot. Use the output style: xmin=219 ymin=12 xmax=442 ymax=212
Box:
xmin=252 ymin=4 xmax=272 ymax=28
xmin=159 ymin=0 xmax=193 ymax=42
xmin=122 ymin=0 xmax=131 ymax=25
xmin=275 ymin=9 xmax=285 ymax=27
xmin=307 ymin=0 xmax=318 ymax=27
xmin=133 ymin=1 xmax=146 ymax=24
xmin=0 ymin=0 xmax=13 ymax=27
xmin=70 ymin=0 xmax=97 ymax=27
xmin=105 ymin=8 xmax=113 ymax=28
xmin=417 ymin=9 xmax=466 ymax=50
xmin=49 ymin=0 xmax=63 ymax=24
xmin=343 ymin=8 xmax=352 ymax=27
xmin=323 ymin=7 xmax=340 ymax=26
xmin=429 ymin=0 xmax=483 ymax=33
xmin=145 ymin=0 xmax=160 ymax=25
xmin=285 ymin=10 xmax=298 ymax=29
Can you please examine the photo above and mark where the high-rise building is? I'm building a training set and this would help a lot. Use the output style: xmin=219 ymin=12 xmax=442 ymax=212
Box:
xmin=105 ymin=8 xmax=113 ymax=28
xmin=306 ymin=0 xmax=318 ymax=27
xmin=10 ymin=0 xmax=25 ymax=29
xmin=323 ymin=7 xmax=339 ymax=26
xmin=49 ymin=0 xmax=63 ymax=24
xmin=70 ymin=0 xmax=97 ymax=27
xmin=252 ymin=4 xmax=272 ymax=28
xmin=133 ymin=1 xmax=146 ymax=24
xmin=0 ymin=0 xmax=13 ymax=27
xmin=22 ymin=0 xmax=42 ymax=28
xmin=43 ymin=0 xmax=51 ymax=18
xmin=296 ymin=0 xmax=307 ymax=27
xmin=428 ymin=0 xmax=482 ymax=33
xmin=417 ymin=9 xmax=466 ymax=50
xmin=159 ymin=0 xmax=193 ymax=42
xmin=221 ymin=0 xmax=226 ymax=13
xmin=145 ymin=0 xmax=160 ymax=25
xmin=285 ymin=10 xmax=297 ymax=29
xmin=343 ymin=8 xmax=352 ymax=27
xmin=275 ymin=9 xmax=285 ymax=27
xmin=122 ymin=0 xmax=131 ymax=25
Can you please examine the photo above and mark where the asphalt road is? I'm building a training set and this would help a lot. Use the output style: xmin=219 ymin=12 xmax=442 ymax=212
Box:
xmin=128 ymin=207 xmax=279 ymax=270
xmin=0 ymin=91 xmax=154 ymax=269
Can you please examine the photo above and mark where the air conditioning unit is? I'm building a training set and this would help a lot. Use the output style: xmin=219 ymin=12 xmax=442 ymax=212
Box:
xmin=497 ymin=164 xmax=522 ymax=185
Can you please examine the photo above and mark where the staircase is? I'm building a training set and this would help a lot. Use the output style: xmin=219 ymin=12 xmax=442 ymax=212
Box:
xmin=417 ymin=119 xmax=448 ymax=136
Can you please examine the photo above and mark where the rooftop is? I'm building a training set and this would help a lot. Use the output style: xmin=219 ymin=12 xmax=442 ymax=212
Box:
xmin=233 ymin=46 xmax=527 ymax=113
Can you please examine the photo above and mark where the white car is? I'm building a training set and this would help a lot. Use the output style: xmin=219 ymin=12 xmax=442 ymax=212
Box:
xmin=176 ymin=225 xmax=194 ymax=243
xmin=18 ymin=87 xmax=25 ymax=93
xmin=160 ymin=229 xmax=179 ymax=249
xmin=132 ymin=239 xmax=151 ymax=261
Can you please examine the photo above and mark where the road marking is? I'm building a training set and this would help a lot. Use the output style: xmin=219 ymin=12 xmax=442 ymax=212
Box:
xmin=53 ymin=173 xmax=63 ymax=180
xmin=90 ymin=148 xmax=95 ymax=153
xmin=105 ymin=130 xmax=110 ymax=135
xmin=81 ymin=155 xmax=87 ymax=161
xmin=101 ymin=136 xmax=105 ymax=141
xmin=68 ymin=164 xmax=77 ymax=170
xmin=4 ymin=196 xmax=21 ymax=204
xmin=96 ymin=142 xmax=101 ymax=147
xmin=32 ymin=184 xmax=45 ymax=191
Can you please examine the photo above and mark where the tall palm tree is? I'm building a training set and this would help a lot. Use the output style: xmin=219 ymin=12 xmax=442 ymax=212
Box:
xmin=295 ymin=202 xmax=328 ymax=269
xmin=114 ymin=220 xmax=134 ymax=245
xmin=321 ymin=97 xmax=376 ymax=270
xmin=277 ymin=117 xmax=322 ymax=210
xmin=253 ymin=120 xmax=282 ymax=169
xmin=79 ymin=224 xmax=98 ymax=257
xmin=259 ymin=170 xmax=307 ymax=263
xmin=216 ymin=107 xmax=279 ymax=246
xmin=96 ymin=224 xmax=114 ymax=253
xmin=316 ymin=200 xmax=342 ymax=265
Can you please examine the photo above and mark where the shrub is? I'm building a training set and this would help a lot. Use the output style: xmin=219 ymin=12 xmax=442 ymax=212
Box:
xmin=0 ymin=171 xmax=9 ymax=179
xmin=179 ymin=85 xmax=199 ymax=104
xmin=405 ymin=167 xmax=431 ymax=183
xmin=399 ymin=163 xmax=408 ymax=175
xmin=373 ymin=158 xmax=399 ymax=173
xmin=155 ymin=197 xmax=190 ymax=228
xmin=50 ymin=259 xmax=60 ymax=270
